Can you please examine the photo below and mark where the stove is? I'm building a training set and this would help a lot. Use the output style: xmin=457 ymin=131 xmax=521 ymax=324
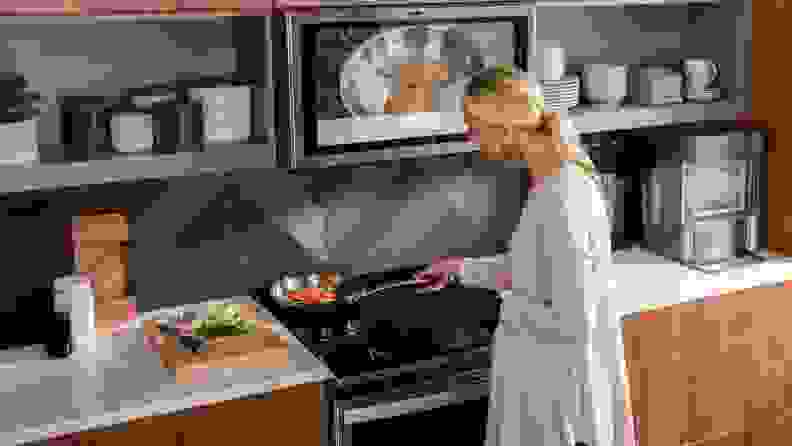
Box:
xmin=252 ymin=282 xmax=494 ymax=446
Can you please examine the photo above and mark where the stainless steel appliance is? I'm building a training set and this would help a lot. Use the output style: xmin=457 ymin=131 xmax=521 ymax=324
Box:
xmin=640 ymin=125 xmax=766 ymax=270
xmin=585 ymin=131 xmax=642 ymax=251
xmin=121 ymin=85 xmax=204 ymax=154
xmin=270 ymin=2 xmax=535 ymax=168
xmin=252 ymin=264 xmax=501 ymax=446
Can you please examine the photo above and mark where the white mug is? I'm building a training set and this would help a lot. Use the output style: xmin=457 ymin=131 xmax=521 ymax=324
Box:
xmin=538 ymin=45 xmax=566 ymax=82
xmin=683 ymin=59 xmax=719 ymax=91
xmin=583 ymin=64 xmax=628 ymax=105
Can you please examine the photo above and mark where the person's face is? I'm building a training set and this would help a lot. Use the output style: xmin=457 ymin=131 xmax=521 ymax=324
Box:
xmin=464 ymin=95 xmax=544 ymax=161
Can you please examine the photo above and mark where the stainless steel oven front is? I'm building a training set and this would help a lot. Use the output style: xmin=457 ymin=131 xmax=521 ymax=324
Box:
xmin=271 ymin=1 xmax=536 ymax=169
xmin=331 ymin=366 xmax=491 ymax=446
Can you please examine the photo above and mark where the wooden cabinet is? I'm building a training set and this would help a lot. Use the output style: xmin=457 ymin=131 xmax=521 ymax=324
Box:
xmin=78 ymin=412 xmax=186 ymax=445
xmin=71 ymin=383 xmax=323 ymax=446
xmin=623 ymin=285 xmax=792 ymax=446
xmin=74 ymin=0 xmax=178 ymax=15
xmin=755 ymin=0 xmax=792 ymax=254
xmin=181 ymin=383 xmax=323 ymax=446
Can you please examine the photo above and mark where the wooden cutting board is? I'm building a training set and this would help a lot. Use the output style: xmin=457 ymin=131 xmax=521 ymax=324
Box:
xmin=144 ymin=309 xmax=291 ymax=384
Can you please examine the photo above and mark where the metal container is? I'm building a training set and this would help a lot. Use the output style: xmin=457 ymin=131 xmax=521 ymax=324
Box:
xmin=61 ymin=96 xmax=115 ymax=161
xmin=640 ymin=127 xmax=766 ymax=267
xmin=123 ymin=85 xmax=204 ymax=154
xmin=186 ymin=79 xmax=252 ymax=144
xmin=269 ymin=272 xmax=343 ymax=307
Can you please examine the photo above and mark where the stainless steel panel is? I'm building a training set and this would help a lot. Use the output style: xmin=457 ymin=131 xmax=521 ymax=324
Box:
xmin=291 ymin=3 xmax=534 ymax=24
xmin=297 ymin=140 xmax=478 ymax=168
xmin=691 ymin=216 xmax=743 ymax=264
xmin=683 ymin=160 xmax=748 ymax=216
xmin=336 ymin=368 xmax=490 ymax=424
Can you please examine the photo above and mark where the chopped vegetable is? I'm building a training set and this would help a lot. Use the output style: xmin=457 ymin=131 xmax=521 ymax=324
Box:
xmin=192 ymin=303 xmax=256 ymax=339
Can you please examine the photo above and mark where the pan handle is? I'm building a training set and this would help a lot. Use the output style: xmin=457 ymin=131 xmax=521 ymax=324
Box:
xmin=345 ymin=279 xmax=421 ymax=304
xmin=344 ymin=272 xmax=462 ymax=304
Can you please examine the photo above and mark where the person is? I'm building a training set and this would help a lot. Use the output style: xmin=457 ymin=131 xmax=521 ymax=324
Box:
xmin=457 ymin=66 xmax=625 ymax=446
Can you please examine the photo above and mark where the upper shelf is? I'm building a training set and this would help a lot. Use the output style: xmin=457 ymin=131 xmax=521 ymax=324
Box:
xmin=0 ymin=101 xmax=742 ymax=192
xmin=301 ymin=100 xmax=742 ymax=168
xmin=0 ymin=0 xmax=721 ymax=16
xmin=570 ymin=100 xmax=741 ymax=134
xmin=0 ymin=143 xmax=274 ymax=195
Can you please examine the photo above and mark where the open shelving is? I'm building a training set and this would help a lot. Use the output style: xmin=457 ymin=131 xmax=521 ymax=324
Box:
xmin=0 ymin=143 xmax=274 ymax=194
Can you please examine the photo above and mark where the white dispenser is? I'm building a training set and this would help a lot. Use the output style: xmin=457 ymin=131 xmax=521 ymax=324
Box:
xmin=54 ymin=275 xmax=97 ymax=359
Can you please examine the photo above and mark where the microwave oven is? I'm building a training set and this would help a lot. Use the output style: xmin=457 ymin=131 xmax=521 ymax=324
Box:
xmin=269 ymin=1 xmax=536 ymax=169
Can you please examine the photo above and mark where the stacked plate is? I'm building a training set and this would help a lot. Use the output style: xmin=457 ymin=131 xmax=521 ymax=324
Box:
xmin=541 ymin=75 xmax=580 ymax=112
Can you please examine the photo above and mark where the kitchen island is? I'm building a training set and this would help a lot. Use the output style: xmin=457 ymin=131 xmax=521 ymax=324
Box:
xmin=612 ymin=248 xmax=792 ymax=446
xmin=466 ymin=247 xmax=792 ymax=446
xmin=0 ymin=296 xmax=332 ymax=446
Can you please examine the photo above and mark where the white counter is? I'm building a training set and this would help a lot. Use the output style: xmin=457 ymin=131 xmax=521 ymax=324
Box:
xmin=0 ymin=296 xmax=332 ymax=446
xmin=610 ymin=248 xmax=792 ymax=320
xmin=3 ymin=250 xmax=791 ymax=445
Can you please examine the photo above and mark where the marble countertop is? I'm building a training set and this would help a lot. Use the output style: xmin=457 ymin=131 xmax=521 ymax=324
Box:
xmin=610 ymin=248 xmax=792 ymax=320
xmin=0 ymin=295 xmax=332 ymax=446
xmin=3 ymin=249 xmax=791 ymax=445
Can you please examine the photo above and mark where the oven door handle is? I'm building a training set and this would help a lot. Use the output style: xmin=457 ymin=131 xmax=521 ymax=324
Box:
xmin=338 ymin=385 xmax=489 ymax=425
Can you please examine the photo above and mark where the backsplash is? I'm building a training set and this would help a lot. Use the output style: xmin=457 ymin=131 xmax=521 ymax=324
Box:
xmin=0 ymin=153 xmax=527 ymax=316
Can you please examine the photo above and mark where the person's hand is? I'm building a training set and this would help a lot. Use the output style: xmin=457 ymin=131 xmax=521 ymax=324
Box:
xmin=465 ymin=97 xmax=577 ymax=177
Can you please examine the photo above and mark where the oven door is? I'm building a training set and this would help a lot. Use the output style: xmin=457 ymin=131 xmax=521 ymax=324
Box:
xmin=333 ymin=368 xmax=490 ymax=446
xmin=273 ymin=2 xmax=534 ymax=169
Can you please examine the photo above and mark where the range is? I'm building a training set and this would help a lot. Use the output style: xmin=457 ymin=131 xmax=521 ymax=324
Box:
xmin=253 ymin=264 xmax=502 ymax=446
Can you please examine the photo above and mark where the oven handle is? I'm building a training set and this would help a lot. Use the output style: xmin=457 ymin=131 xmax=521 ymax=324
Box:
xmin=338 ymin=383 xmax=489 ymax=425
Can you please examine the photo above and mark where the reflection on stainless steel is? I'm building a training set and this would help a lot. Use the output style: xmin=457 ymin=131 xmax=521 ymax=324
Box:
xmin=298 ymin=140 xmax=477 ymax=169
xmin=340 ymin=24 xmax=485 ymax=116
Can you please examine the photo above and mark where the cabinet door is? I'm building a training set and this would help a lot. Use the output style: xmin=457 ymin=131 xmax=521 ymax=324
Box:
xmin=623 ymin=305 xmax=690 ymax=446
xmin=755 ymin=0 xmax=792 ymax=253
xmin=623 ymin=285 xmax=792 ymax=446
xmin=74 ymin=0 xmax=178 ymax=15
xmin=181 ymin=383 xmax=323 ymax=445
xmin=78 ymin=413 xmax=185 ymax=446
xmin=0 ymin=0 xmax=78 ymax=15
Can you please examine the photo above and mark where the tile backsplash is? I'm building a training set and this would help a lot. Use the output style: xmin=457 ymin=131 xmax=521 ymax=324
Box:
xmin=0 ymin=153 xmax=526 ymax=315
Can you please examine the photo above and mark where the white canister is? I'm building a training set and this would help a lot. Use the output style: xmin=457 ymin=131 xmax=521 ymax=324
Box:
xmin=0 ymin=116 xmax=39 ymax=165
xmin=54 ymin=275 xmax=97 ymax=359
xmin=111 ymin=112 xmax=155 ymax=154
xmin=189 ymin=85 xmax=252 ymax=144
xmin=583 ymin=64 xmax=628 ymax=105
xmin=538 ymin=45 xmax=566 ymax=82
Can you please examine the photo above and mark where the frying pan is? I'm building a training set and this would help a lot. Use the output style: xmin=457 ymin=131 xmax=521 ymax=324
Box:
xmin=336 ymin=265 xmax=502 ymax=359
xmin=256 ymin=266 xmax=502 ymax=357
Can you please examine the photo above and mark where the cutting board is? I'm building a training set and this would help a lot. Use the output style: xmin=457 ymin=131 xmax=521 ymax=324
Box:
xmin=144 ymin=309 xmax=291 ymax=384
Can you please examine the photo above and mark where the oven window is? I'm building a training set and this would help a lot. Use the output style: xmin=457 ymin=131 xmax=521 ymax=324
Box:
xmin=302 ymin=20 xmax=520 ymax=152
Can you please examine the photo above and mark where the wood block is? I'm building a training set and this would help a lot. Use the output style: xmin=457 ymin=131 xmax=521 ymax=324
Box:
xmin=77 ymin=211 xmax=128 ymax=243
xmin=156 ymin=315 xmax=290 ymax=384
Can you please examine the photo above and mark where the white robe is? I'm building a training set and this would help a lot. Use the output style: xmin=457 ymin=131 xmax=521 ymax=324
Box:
xmin=485 ymin=122 xmax=626 ymax=446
